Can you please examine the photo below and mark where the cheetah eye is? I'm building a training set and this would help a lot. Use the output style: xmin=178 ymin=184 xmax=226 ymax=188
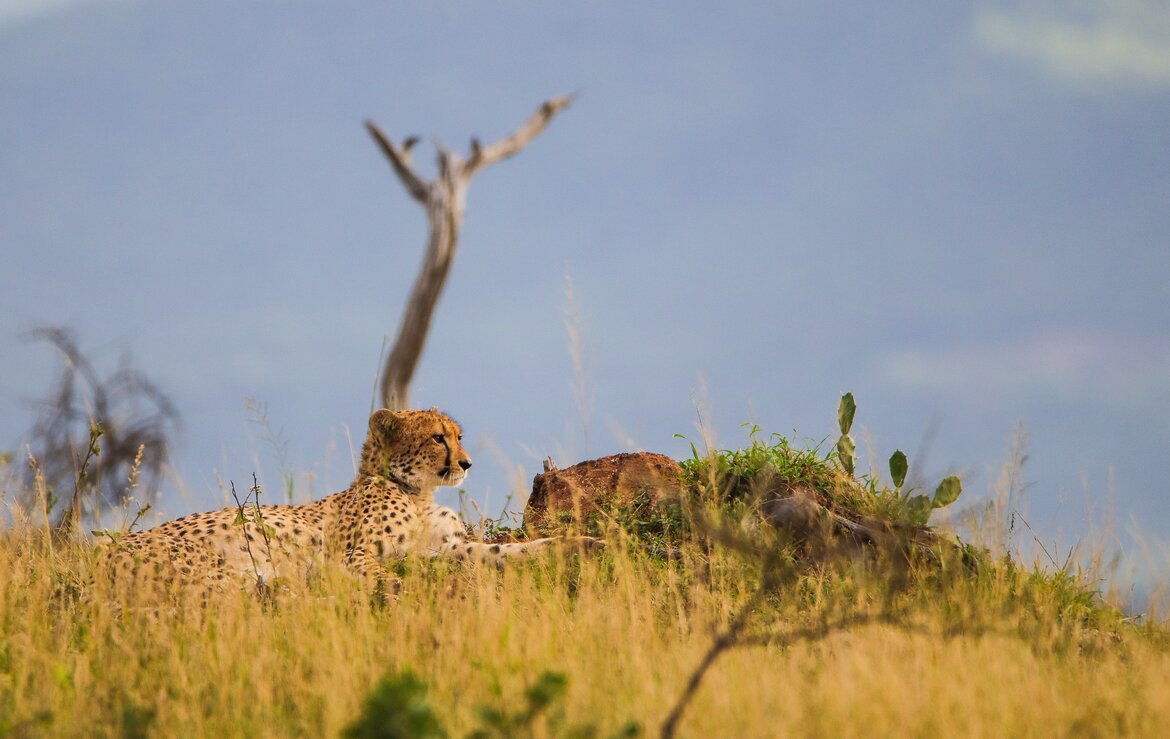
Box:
xmin=432 ymin=434 xmax=445 ymax=444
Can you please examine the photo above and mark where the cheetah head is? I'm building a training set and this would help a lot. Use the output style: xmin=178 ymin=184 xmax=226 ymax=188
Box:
xmin=359 ymin=408 xmax=472 ymax=493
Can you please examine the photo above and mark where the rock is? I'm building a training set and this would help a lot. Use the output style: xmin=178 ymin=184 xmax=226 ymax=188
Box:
xmin=523 ymin=452 xmax=684 ymax=531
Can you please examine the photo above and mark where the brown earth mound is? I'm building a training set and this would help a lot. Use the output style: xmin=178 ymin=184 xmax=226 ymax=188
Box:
xmin=524 ymin=452 xmax=684 ymax=531
xmin=524 ymin=451 xmax=951 ymax=565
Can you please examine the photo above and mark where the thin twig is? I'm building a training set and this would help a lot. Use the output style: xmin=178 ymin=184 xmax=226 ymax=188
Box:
xmin=126 ymin=502 xmax=152 ymax=534
xmin=251 ymin=473 xmax=278 ymax=580
xmin=1013 ymin=511 xmax=1061 ymax=570
xmin=61 ymin=422 xmax=103 ymax=534
xmin=660 ymin=586 xmax=769 ymax=739
xmin=229 ymin=481 xmax=262 ymax=586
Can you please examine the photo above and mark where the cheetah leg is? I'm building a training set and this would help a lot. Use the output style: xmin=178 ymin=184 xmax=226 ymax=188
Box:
xmin=419 ymin=502 xmax=604 ymax=567
xmin=344 ymin=546 xmax=402 ymax=595
xmin=439 ymin=535 xmax=604 ymax=567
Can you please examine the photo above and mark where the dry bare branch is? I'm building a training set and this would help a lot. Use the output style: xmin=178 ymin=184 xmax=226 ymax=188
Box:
xmin=21 ymin=327 xmax=180 ymax=528
xmin=364 ymin=121 xmax=428 ymax=203
xmin=463 ymin=94 xmax=576 ymax=175
xmin=367 ymin=95 xmax=573 ymax=409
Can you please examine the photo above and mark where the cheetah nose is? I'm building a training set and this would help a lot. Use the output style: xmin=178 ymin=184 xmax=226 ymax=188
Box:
xmin=458 ymin=459 xmax=472 ymax=471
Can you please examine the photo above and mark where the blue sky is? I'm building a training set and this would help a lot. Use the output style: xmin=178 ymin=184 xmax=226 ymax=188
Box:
xmin=2 ymin=2 xmax=1168 ymax=595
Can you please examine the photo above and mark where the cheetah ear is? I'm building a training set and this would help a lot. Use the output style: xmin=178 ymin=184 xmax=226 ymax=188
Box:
xmin=369 ymin=408 xmax=400 ymax=435
xmin=428 ymin=406 xmax=438 ymax=413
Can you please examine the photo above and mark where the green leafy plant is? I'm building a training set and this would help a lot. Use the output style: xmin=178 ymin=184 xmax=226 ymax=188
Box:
xmin=346 ymin=669 xmax=638 ymax=739
xmin=888 ymin=450 xmax=908 ymax=494
xmin=608 ymin=487 xmax=685 ymax=557
xmin=838 ymin=394 xmax=964 ymax=525
xmin=470 ymin=671 xmax=567 ymax=738
xmin=343 ymin=670 xmax=446 ymax=739
xmin=883 ymin=447 xmax=963 ymax=525
xmin=118 ymin=700 xmax=157 ymax=739
xmin=679 ymin=425 xmax=844 ymax=502
xmin=472 ymin=670 xmax=639 ymax=739
xmin=679 ymin=394 xmax=965 ymax=532
xmin=836 ymin=393 xmax=857 ymax=476
xmin=899 ymin=475 xmax=964 ymax=526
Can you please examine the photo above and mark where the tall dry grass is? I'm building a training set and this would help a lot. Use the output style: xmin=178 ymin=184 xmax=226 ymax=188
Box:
xmin=0 ymin=498 xmax=1167 ymax=738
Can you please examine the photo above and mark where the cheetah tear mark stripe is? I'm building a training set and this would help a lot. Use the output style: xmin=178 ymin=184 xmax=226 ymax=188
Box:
xmin=438 ymin=435 xmax=452 ymax=478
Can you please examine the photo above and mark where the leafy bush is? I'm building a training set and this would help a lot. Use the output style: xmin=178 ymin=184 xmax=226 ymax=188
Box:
xmin=346 ymin=670 xmax=639 ymax=739
xmin=343 ymin=670 xmax=446 ymax=739
xmin=679 ymin=393 xmax=965 ymax=528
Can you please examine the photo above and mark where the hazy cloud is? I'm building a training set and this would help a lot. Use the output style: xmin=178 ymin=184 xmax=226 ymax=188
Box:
xmin=974 ymin=0 xmax=1170 ymax=88
xmin=0 ymin=0 xmax=118 ymax=27
xmin=880 ymin=332 xmax=1170 ymax=411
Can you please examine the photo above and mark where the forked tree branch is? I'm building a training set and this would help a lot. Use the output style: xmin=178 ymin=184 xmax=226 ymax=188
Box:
xmin=367 ymin=95 xmax=573 ymax=409
xmin=464 ymin=94 xmax=576 ymax=175
xmin=364 ymin=122 xmax=428 ymax=203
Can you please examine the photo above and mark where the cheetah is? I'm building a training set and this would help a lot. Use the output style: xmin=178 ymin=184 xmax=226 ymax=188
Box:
xmin=103 ymin=408 xmax=603 ymax=594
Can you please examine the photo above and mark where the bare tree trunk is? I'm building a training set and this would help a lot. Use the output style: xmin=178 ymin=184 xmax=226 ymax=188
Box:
xmin=365 ymin=95 xmax=574 ymax=410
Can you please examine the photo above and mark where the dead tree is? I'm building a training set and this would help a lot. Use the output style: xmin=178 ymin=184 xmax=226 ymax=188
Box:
xmin=365 ymin=95 xmax=574 ymax=410
xmin=22 ymin=327 xmax=180 ymax=529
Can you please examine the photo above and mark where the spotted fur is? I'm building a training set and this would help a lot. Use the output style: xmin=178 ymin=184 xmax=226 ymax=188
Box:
xmin=103 ymin=408 xmax=602 ymax=592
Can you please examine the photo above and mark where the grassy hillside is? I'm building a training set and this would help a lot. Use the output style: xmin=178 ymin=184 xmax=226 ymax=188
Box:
xmin=1 ymin=427 xmax=1167 ymax=738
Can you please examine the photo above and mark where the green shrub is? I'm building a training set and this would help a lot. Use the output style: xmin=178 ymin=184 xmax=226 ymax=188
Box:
xmin=343 ymin=670 xmax=446 ymax=739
